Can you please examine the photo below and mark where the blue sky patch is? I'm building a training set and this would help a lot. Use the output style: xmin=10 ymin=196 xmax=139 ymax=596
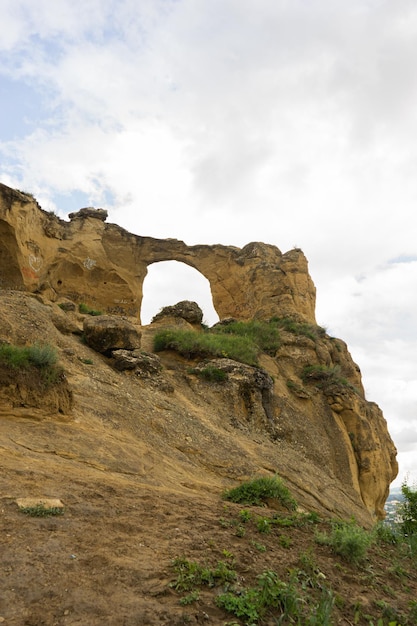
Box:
xmin=0 ymin=76 xmax=46 ymax=141
xmin=388 ymin=255 xmax=417 ymax=264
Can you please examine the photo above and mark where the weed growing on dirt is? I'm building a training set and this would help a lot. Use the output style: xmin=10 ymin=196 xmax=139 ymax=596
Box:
xmin=216 ymin=569 xmax=334 ymax=625
xmin=170 ymin=557 xmax=237 ymax=592
xmin=315 ymin=519 xmax=374 ymax=564
xmin=216 ymin=569 xmax=298 ymax=625
xmin=179 ymin=590 xmax=200 ymax=605
xmin=222 ymin=475 xmax=297 ymax=510
xmin=256 ymin=517 xmax=272 ymax=533
xmin=251 ymin=540 xmax=266 ymax=552
xmin=239 ymin=509 xmax=252 ymax=523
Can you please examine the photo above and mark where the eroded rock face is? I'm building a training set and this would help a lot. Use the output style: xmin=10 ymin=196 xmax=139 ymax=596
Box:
xmin=0 ymin=184 xmax=399 ymax=522
xmin=0 ymin=183 xmax=316 ymax=323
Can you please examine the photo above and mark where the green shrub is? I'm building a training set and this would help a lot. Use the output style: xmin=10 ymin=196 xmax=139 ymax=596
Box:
xmin=170 ymin=557 xmax=236 ymax=592
xmin=302 ymin=364 xmax=354 ymax=389
xmin=0 ymin=343 xmax=30 ymax=368
xmin=27 ymin=343 xmax=58 ymax=368
xmin=78 ymin=303 xmax=103 ymax=316
xmin=216 ymin=570 xmax=300 ymax=625
xmin=213 ymin=319 xmax=281 ymax=355
xmin=194 ymin=366 xmax=227 ymax=382
xmin=399 ymin=480 xmax=417 ymax=538
xmin=179 ymin=590 xmax=200 ymax=605
xmin=0 ymin=342 xmax=62 ymax=387
xmin=153 ymin=329 xmax=259 ymax=366
xmin=374 ymin=522 xmax=399 ymax=545
xmin=0 ymin=342 xmax=57 ymax=369
xmin=257 ymin=517 xmax=272 ymax=533
xmin=271 ymin=317 xmax=325 ymax=342
xmin=222 ymin=476 xmax=297 ymax=511
xmin=315 ymin=520 xmax=373 ymax=564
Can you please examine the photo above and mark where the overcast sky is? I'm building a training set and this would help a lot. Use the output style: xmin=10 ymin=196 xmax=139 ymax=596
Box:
xmin=1 ymin=0 xmax=416 ymax=488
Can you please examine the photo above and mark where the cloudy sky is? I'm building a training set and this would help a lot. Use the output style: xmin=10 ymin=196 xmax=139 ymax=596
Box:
xmin=1 ymin=0 xmax=416 ymax=488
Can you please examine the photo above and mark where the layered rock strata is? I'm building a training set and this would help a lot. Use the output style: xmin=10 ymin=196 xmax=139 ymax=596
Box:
xmin=0 ymin=184 xmax=315 ymax=323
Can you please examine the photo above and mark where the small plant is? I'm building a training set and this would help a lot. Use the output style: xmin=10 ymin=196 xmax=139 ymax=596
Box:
xmin=222 ymin=549 xmax=235 ymax=560
xmin=315 ymin=520 xmax=374 ymax=564
xmin=374 ymin=522 xmax=399 ymax=545
xmin=239 ymin=509 xmax=252 ymax=523
xmin=17 ymin=189 xmax=36 ymax=199
xmin=222 ymin=475 xmax=297 ymax=510
xmin=219 ymin=516 xmax=232 ymax=528
xmin=216 ymin=570 xmax=300 ymax=625
xmin=304 ymin=587 xmax=334 ymax=625
xmin=194 ymin=366 xmax=227 ymax=382
xmin=78 ymin=303 xmax=103 ymax=316
xmin=278 ymin=534 xmax=292 ymax=548
xmin=409 ymin=600 xmax=417 ymax=622
xmin=20 ymin=504 xmax=64 ymax=517
xmin=257 ymin=517 xmax=272 ymax=534
xmin=251 ymin=540 xmax=267 ymax=552
xmin=271 ymin=317 xmax=325 ymax=342
xmin=179 ymin=590 xmax=200 ymax=605
xmin=235 ymin=524 xmax=246 ymax=538
xmin=171 ymin=557 xmax=236 ymax=592
xmin=302 ymin=363 xmax=352 ymax=388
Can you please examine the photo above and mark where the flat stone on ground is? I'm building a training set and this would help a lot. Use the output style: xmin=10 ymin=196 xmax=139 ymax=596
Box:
xmin=16 ymin=497 xmax=64 ymax=510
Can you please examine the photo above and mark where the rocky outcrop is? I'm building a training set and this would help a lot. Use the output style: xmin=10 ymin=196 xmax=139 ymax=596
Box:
xmin=0 ymin=183 xmax=399 ymax=524
xmin=83 ymin=315 xmax=141 ymax=355
xmin=269 ymin=330 xmax=398 ymax=521
xmin=152 ymin=301 xmax=204 ymax=325
xmin=0 ymin=183 xmax=316 ymax=323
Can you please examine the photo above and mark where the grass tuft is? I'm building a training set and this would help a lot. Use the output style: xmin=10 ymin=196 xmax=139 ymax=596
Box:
xmin=315 ymin=520 xmax=373 ymax=564
xmin=223 ymin=476 xmax=297 ymax=511
xmin=78 ymin=303 xmax=103 ymax=316
xmin=154 ymin=329 xmax=259 ymax=366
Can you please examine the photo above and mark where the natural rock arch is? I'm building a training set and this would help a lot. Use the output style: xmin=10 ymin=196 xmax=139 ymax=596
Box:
xmin=141 ymin=260 xmax=219 ymax=325
xmin=0 ymin=182 xmax=316 ymax=323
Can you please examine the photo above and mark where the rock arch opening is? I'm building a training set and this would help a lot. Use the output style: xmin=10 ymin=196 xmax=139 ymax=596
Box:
xmin=141 ymin=260 xmax=219 ymax=326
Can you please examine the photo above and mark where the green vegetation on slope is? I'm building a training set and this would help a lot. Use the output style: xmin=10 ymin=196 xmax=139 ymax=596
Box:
xmin=0 ymin=341 xmax=62 ymax=386
xmin=169 ymin=478 xmax=417 ymax=625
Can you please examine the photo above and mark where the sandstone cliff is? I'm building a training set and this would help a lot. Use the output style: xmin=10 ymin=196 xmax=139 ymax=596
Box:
xmin=0 ymin=183 xmax=398 ymax=527
xmin=0 ymin=183 xmax=315 ymax=322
